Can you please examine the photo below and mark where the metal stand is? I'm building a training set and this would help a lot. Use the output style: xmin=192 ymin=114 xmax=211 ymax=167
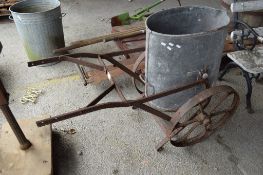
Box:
xmin=219 ymin=61 xmax=260 ymax=113
xmin=0 ymin=80 xmax=31 ymax=150
xmin=243 ymin=71 xmax=254 ymax=113
xmin=75 ymin=64 xmax=88 ymax=86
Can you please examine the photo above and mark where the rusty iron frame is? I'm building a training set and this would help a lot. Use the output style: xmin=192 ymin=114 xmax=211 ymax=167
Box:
xmin=28 ymin=47 xmax=207 ymax=127
xmin=35 ymin=79 xmax=207 ymax=127
xmin=28 ymin=47 xmax=240 ymax=150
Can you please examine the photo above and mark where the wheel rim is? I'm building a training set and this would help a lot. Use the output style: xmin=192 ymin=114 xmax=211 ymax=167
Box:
xmin=169 ymin=85 xmax=239 ymax=147
xmin=132 ymin=52 xmax=145 ymax=94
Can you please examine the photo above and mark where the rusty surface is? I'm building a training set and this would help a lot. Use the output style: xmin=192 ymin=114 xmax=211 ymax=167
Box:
xmin=0 ymin=79 xmax=32 ymax=150
xmin=28 ymin=47 xmax=145 ymax=67
xmin=132 ymin=51 xmax=145 ymax=94
xmin=54 ymin=24 xmax=145 ymax=53
xmin=86 ymin=57 xmax=143 ymax=84
xmin=169 ymin=85 xmax=239 ymax=147
xmin=28 ymin=46 xmax=239 ymax=150
xmin=112 ymin=22 xmax=145 ymax=60
xmin=36 ymin=79 xmax=207 ymax=127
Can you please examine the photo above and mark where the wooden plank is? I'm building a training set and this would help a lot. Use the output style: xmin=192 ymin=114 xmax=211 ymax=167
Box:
xmin=0 ymin=117 xmax=52 ymax=175
xmin=87 ymin=59 xmax=145 ymax=84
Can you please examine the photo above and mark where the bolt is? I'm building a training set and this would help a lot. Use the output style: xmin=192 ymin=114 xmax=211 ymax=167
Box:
xmin=202 ymin=73 xmax=208 ymax=79
xmin=77 ymin=151 xmax=83 ymax=156
xmin=113 ymin=169 xmax=119 ymax=174
xmin=203 ymin=118 xmax=210 ymax=125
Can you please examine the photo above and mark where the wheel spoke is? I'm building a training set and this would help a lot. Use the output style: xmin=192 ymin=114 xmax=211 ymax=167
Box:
xmin=210 ymin=109 xmax=230 ymax=117
xmin=187 ymin=129 xmax=207 ymax=143
xmin=178 ymin=105 xmax=201 ymax=127
xmin=209 ymin=92 xmax=232 ymax=114
xmin=176 ymin=122 xmax=200 ymax=142
xmin=178 ymin=118 xmax=198 ymax=127
xmin=198 ymin=103 xmax=210 ymax=116
xmin=169 ymin=85 xmax=239 ymax=147
xmin=198 ymin=104 xmax=204 ymax=113
xmin=169 ymin=126 xmax=184 ymax=138
xmin=210 ymin=110 xmax=232 ymax=129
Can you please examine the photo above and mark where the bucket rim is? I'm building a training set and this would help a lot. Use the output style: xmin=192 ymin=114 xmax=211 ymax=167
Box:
xmin=9 ymin=0 xmax=61 ymax=15
xmin=145 ymin=6 xmax=230 ymax=38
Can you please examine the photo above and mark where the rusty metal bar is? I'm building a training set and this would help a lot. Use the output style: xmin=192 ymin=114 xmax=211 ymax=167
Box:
xmin=75 ymin=64 xmax=88 ymax=86
xmin=102 ymin=55 xmax=144 ymax=83
xmin=28 ymin=47 xmax=145 ymax=67
xmin=64 ymin=56 xmax=104 ymax=71
xmin=0 ymin=105 xmax=32 ymax=150
xmin=36 ymin=102 xmax=130 ymax=127
xmin=101 ymin=47 xmax=145 ymax=58
xmin=134 ymin=104 xmax=171 ymax=121
xmin=28 ymin=47 xmax=145 ymax=68
xmin=132 ymin=79 xmax=206 ymax=105
xmin=97 ymin=55 xmax=171 ymax=121
xmin=36 ymin=79 xmax=206 ymax=127
xmin=97 ymin=54 xmax=132 ymax=103
xmin=54 ymin=27 xmax=145 ymax=53
xmin=86 ymin=84 xmax=115 ymax=107
xmin=28 ymin=55 xmax=104 ymax=71
xmin=0 ymin=79 xmax=32 ymax=150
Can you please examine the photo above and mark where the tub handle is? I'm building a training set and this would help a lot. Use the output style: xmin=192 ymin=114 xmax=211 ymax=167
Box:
xmin=9 ymin=15 xmax=13 ymax=21
xmin=59 ymin=13 xmax=66 ymax=19
xmin=62 ymin=13 xmax=66 ymax=17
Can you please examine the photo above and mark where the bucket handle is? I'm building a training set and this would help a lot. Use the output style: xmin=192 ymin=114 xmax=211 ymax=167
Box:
xmin=9 ymin=15 xmax=14 ymax=21
xmin=61 ymin=13 xmax=66 ymax=18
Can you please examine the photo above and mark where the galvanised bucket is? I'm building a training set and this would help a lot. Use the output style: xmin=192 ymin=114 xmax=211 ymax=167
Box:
xmin=10 ymin=0 xmax=65 ymax=63
xmin=145 ymin=6 xmax=230 ymax=111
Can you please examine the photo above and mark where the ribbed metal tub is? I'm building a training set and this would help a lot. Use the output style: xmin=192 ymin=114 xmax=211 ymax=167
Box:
xmin=145 ymin=6 xmax=230 ymax=111
xmin=10 ymin=0 xmax=65 ymax=63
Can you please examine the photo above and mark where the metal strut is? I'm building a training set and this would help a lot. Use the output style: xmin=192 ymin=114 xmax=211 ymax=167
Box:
xmin=36 ymin=79 xmax=207 ymax=127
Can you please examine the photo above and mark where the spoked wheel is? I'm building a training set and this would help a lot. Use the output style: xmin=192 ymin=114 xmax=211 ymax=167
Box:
xmin=169 ymin=85 xmax=239 ymax=147
xmin=132 ymin=52 xmax=145 ymax=94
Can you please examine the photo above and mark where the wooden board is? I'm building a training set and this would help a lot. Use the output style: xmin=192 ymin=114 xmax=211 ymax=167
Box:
xmin=86 ymin=58 xmax=145 ymax=84
xmin=84 ymin=22 xmax=145 ymax=85
xmin=0 ymin=117 xmax=52 ymax=175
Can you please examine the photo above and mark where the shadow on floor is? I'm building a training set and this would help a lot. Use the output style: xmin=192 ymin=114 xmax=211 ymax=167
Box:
xmin=52 ymin=131 xmax=77 ymax=175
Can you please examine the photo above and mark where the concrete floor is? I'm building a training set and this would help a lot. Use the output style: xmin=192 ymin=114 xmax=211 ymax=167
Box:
xmin=0 ymin=0 xmax=263 ymax=174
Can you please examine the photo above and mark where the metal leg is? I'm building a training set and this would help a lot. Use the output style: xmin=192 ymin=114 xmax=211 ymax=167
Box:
xmin=0 ymin=105 xmax=32 ymax=150
xmin=218 ymin=62 xmax=239 ymax=81
xmin=255 ymin=73 xmax=263 ymax=84
xmin=75 ymin=64 xmax=88 ymax=86
xmin=242 ymin=71 xmax=254 ymax=113
xmin=156 ymin=137 xmax=169 ymax=152
xmin=219 ymin=61 xmax=255 ymax=113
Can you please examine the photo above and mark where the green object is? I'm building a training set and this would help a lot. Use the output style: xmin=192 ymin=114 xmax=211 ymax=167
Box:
xmin=130 ymin=0 xmax=165 ymax=20
xmin=114 ymin=12 xmax=131 ymax=25
xmin=111 ymin=0 xmax=165 ymax=26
